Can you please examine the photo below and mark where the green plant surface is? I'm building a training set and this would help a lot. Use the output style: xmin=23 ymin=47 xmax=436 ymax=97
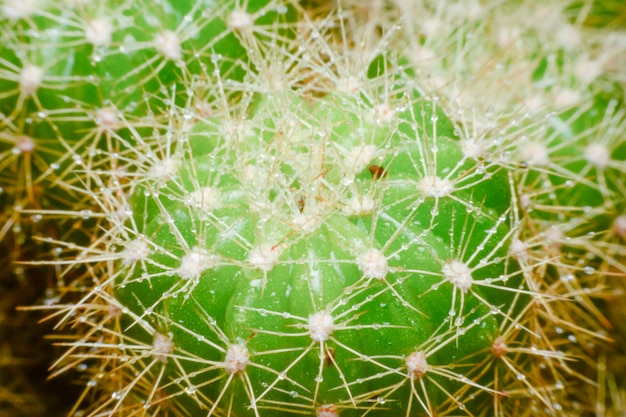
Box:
xmin=1 ymin=1 xmax=625 ymax=417
xmin=106 ymin=89 xmax=521 ymax=416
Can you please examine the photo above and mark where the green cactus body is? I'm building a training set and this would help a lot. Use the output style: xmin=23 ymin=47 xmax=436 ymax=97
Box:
xmin=2 ymin=1 xmax=626 ymax=417
xmin=109 ymin=90 xmax=522 ymax=416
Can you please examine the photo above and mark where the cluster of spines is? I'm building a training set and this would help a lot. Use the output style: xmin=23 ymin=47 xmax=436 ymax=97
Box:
xmin=0 ymin=0 xmax=290 ymax=415
xmin=40 ymin=87 xmax=570 ymax=416
xmin=1 ymin=1 xmax=625 ymax=417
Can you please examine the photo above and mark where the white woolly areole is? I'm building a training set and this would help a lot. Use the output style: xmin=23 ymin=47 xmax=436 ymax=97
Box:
xmin=554 ymin=88 xmax=581 ymax=108
xmin=149 ymin=157 xmax=178 ymax=181
xmin=421 ymin=17 xmax=440 ymax=37
xmin=317 ymin=404 xmax=339 ymax=417
xmin=242 ymin=164 xmax=258 ymax=182
xmin=344 ymin=144 xmax=378 ymax=174
xmin=424 ymin=76 xmax=447 ymax=92
xmin=2 ymin=0 xmax=37 ymax=19
xmin=492 ymin=336 xmax=507 ymax=358
xmin=308 ymin=311 xmax=335 ymax=342
xmin=194 ymin=100 xmax=212 ymax=118
xmin=338 ymin=76 xmax=360 ymax=93
xmin=178 ymin=247 xmax=218 ymax=280
xmin=95 ymin=107 xmax=119 ymax=130
xmin=555 ymin=25 xmax=581 ymax=51
xmin=584 ymin=143 xmax=611 ymax=168
xmin=152 ymin=333 xmax=174 ymax=363
xmin=356 ymin=248 xmax=389 ymax=280
xmin=508 ymin=239 xmax=529 ymax=262
xmin=418 ymin=176 xmax=454 ymax=198
xmin=228 ymin=9 xmax=253 ymax=30
xmin=343 ymin=195 xmax=375 ymax=216
xmin=292 ymin=213 xmax=321 ymax=233
xmin=373 ymin=103 xmax=396 ymax=124
xmin=497 ymin=26 xmax=520 ymax=49
xmin=519 ymin=142 xmax=550 ymax=166
xmin=575 ymin=59 xmax=603 ymax=84
xmin=443 ymin=260 xmax=473 ymax=292
xmin=84 ymin=18 xmax=113 ymax=46
xmin=613 ymin=215 xmax=626 ymax=238
xmin=19 ymin=64 xmax=44 ymax=96
xmin=405 ymin=351 xmax=428 ymax=379
xmin=154 ymin=30 xmax=182 ymax=61
xmin=248 ymin=244 xmax=281 ymax=272
xmin=121 ymin=239 xmax=150 ymax=265
xmin=543 ymin=227 xmax=564 ymax=248
xmin=460 ymin=138 xmax=487 ymax=159
xmin=184 ymin=187 xmax=221 ymax=211
xmin=412 ymin=44 xmax=436 ymax=63
xmin=524 ymin=95 xmax=545 ymax=113
xmin=13 ymin=135 xmax=35 ymax=154
xmin=450 ymin=0 xmax=482 ymax=20
xmin=223 ymin=343 xmax=250 ymax=374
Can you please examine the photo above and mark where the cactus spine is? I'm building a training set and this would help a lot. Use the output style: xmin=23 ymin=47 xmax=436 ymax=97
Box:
xmin=1 ymin=0 xmax=625 ymax=416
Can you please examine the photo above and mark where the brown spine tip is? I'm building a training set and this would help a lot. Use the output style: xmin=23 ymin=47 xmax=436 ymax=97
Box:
xmin=369 ymin=165 xmax=387 ymax=179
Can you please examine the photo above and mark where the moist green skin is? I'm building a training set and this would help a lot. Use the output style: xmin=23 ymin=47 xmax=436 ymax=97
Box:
xmin=116 ymin=92 xmax=517 ymax=416
xmin=1 ymin=2 xmax=624 ymax=417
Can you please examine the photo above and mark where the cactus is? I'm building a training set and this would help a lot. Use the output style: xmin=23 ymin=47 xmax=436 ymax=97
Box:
xmin=1 ymin=0 xmax=625 ymax=416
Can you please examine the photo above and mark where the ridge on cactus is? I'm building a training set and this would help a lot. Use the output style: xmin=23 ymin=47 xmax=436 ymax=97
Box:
xmin=1 ymin=0 xmax=625 ymax=417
